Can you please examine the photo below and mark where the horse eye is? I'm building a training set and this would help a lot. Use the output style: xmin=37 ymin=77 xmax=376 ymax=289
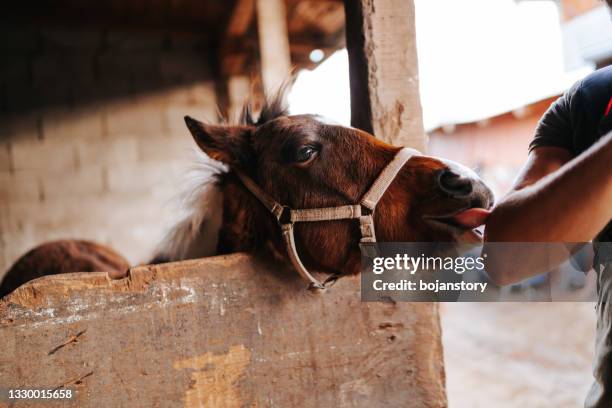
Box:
xmin=295 ymin=145 xmax=318 ymax=163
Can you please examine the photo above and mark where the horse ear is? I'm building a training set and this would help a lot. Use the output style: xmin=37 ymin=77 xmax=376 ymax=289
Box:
xmin=184 ymin=116 xmax=252 ymax=165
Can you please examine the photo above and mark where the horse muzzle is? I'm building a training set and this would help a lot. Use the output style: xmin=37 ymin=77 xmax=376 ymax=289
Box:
xmin=424 ymin=160 xmax=495 ymax=235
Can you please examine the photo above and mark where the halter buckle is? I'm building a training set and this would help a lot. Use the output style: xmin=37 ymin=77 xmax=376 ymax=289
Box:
xmin=271 ymin=204 xmax=292 ymax=225
xmin=360 ymin=204 xmax=373 ymax=216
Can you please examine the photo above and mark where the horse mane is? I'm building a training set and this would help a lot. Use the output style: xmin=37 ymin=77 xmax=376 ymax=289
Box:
xmin=150 ymin=154 xmax=226 ymax=263
xmin=151 ymin=84 xmax=292 ymax=263
xmin=239 ymin=81 xmax=291 ymax=126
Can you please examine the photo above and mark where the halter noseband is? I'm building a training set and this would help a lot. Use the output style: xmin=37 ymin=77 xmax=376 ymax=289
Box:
xmin=234 ymin=147 xmax=421 ymax=289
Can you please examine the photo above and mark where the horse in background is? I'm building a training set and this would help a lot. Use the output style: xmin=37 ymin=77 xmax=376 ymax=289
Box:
xmin=0 ymin=240 xmax=129 ymax=298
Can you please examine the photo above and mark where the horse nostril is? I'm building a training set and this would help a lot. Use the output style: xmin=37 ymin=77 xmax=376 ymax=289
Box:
xmin=438 ymin=169 xmax=473 ymax=197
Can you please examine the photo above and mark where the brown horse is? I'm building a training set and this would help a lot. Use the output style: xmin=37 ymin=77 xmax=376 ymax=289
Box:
xmin=0 ymin=240 xmax=129 ymax=298
xmin=1 ymin=89 xmax=493 ymax=296
xmin=152 ymin=90 xmax=494 ymax=278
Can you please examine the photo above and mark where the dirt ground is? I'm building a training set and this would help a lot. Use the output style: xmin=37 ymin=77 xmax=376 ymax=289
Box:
xmin=441 ymin=302 xmax=597 ymax=408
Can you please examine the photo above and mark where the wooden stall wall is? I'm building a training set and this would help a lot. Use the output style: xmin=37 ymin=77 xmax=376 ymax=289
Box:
xmin=1 ymin=255 xmax=446 ymax=407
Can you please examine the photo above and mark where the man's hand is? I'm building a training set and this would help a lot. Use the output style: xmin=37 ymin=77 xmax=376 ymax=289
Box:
xmin=484 ymin=132 xmax=612 ymax=285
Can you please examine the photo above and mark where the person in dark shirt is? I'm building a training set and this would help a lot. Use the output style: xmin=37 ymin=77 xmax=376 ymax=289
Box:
xmin=531 ymin=66 xmax=612 ymax=242
xmin=484 ymin=63 xmax=612 ymax=406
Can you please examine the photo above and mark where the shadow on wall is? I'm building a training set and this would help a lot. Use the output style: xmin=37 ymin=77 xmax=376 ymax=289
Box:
xmin=0 ymin=24 xmax=220 ymax=277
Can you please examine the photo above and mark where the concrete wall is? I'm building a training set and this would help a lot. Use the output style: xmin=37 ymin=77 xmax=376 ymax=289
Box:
xmin=0 ymin=25 xmax=219 ymax=277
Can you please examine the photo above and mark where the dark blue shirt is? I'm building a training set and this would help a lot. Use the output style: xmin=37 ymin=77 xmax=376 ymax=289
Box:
xmin=530 ymin=65 xmax=612 ymax=241
xmin=531 ymin=65 xmax=612 ymax=154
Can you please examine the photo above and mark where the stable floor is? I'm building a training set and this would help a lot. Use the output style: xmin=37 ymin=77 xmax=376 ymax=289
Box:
xmin=441 ymin=302 xmax=596 ymax=407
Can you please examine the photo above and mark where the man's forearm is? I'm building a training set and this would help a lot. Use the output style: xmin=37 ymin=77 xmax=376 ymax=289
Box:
xmin=485 ymin=131 xmax=612 ymax=243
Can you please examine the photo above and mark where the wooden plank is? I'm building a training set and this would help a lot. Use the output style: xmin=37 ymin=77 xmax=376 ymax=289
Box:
xmin=344 ymin=0 xmax=426 ymax=150
xmin=256 ymin=0 xmax=292 ymax=92
xmin=0 ymin=254 xmax=446 ymax=407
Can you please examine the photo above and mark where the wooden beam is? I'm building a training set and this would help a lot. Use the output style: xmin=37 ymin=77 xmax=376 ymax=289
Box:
xmin=221 ymin=0 xmax=345 ymax=79
xmin=256 ymin=0 xmax=292 ymax=92
xmin=1 ymin=254 xmax=447 ymax=406
xmin=344 ymin=0 xmax=426 ymax=151
xmin=228 ymin=75 xmax=251 ymax=121
xmin=227 ymin=0 xmax=256 ymax=37
xmin=220 ymin=0 xmax=256 ymax=77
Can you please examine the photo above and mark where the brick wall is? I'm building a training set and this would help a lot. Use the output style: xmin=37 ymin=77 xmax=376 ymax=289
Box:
xmin=0 ymin=25 xmax=220 ymax=277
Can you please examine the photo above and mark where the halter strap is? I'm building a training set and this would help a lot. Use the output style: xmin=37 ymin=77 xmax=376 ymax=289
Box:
xmin=361 ymin=148 xmax=418 ymax=210
xmin=234 ymin=147 xmax=420 ymax=289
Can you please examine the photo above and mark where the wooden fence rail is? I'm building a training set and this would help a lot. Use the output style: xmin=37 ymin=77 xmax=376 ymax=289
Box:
xmin=1 ymin=254 xmax=446 ymax=407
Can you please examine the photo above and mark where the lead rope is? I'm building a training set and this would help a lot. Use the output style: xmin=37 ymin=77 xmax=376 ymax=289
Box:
xmin=234 ymin=147 xmax=420 ymax=290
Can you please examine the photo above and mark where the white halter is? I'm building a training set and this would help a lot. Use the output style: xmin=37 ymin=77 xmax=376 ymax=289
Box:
xmin=234 ymin=147 xmax=420 ymax=289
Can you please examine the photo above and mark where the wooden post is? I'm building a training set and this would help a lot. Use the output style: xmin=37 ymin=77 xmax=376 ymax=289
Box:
xmin=344 ymin=0 xmax=427 ymax=151
xmin=342 ymin=0 xmax=445 ymax=402
xmin=228 ymin=75 xmax=251 ymax=121
xmin=256 ymin=0 xmax=292 ymax=93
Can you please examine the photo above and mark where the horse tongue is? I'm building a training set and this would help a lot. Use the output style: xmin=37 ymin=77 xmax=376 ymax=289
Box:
xmin=451 ymin=208 xmax=490 ymax=229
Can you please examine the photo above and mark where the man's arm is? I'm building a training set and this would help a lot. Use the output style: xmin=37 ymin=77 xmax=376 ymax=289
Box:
xmin=484 ymin=131 xmax=612 ymax=285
